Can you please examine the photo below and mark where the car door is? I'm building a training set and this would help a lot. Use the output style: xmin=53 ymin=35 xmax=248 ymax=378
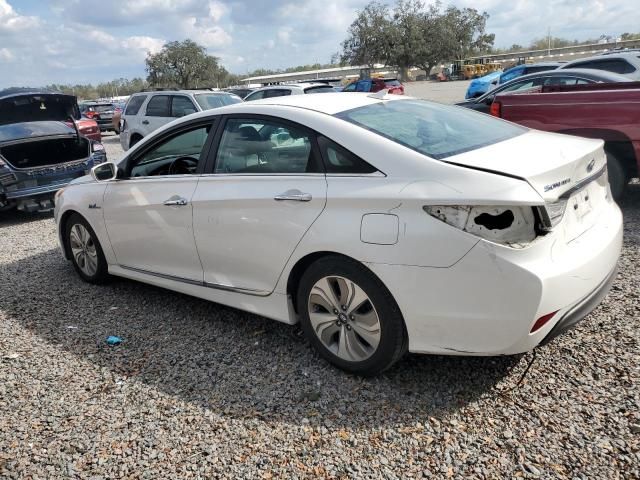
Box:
xmin=103 ymin=120 xmax=216 ymax=281
xmin=191 ymin=115 xmax=327 ymax=294
xmin=142 ymin=95 xmax=172 ymax=135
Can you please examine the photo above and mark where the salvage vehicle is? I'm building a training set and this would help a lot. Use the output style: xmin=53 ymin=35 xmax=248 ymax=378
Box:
xmin=244 ymin=83 xmax=336 ymax=101
xmin=55 ymin=92 xmax=622 ymax=375
xmin=490 ymin=81 xmax=640 ymax=200
xmin=457 ymin=69 xmax=630 ymax=114
xmin=73 ymin=117 xmax=101 ymax=142
xmin=0 ymin=89 xmax=107 ymax=212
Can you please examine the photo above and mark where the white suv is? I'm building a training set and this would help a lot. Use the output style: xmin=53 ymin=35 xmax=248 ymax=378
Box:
xmin=243 ymin=82 xmax=335 ymax=101
xmin=120 ymin=90 xmax=242 ymax=150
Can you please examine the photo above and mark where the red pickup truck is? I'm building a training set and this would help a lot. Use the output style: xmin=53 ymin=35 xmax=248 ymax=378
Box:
xmin=491 ymin=82 xmax=640 ymax=199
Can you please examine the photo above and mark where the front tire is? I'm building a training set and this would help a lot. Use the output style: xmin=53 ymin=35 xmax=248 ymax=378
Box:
xmin=65 ymin=213 xmax=109 ymax=284
xmin=297 ymin=256 xmax=407 ymax=376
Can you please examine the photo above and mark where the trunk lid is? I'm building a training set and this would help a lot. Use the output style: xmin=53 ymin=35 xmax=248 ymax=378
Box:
xmin=0 ymin=90 xmax=80 ymax=127
xmin=446 ymin=130 xmax=606 ymax=202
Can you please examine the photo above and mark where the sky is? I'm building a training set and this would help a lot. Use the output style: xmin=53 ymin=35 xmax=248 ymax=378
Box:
xmin=0 ymin=0 xmax=638 ymax=88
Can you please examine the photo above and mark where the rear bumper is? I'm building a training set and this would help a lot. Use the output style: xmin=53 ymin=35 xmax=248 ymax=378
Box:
xmin=368 ymin=200 xmax=623 ymax=355
xmin=540 ymin=265 xmax=618 ymax=345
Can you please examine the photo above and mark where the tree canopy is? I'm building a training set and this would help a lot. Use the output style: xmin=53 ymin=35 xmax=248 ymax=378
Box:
xmin=340 ymin=0 xmax=494 ymax=74
xmin=145 ymin=39 xmax=233 ymax=89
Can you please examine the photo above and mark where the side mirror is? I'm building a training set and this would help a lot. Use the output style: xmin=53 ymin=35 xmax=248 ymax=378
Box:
xmin=91 ymin=162 xmax=117 ymax=182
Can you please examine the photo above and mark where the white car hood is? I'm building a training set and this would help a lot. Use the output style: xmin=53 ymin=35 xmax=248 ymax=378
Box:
xmin=446 ymin=130 xmax=605 ymax=201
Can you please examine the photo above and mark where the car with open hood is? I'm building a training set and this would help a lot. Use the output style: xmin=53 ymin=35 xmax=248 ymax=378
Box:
xmin=0 ymin=89 xmax=107 ymax=213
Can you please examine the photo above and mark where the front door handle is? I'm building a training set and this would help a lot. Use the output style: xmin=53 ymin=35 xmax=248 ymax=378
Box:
xmin=163 ymin=196 xmax=188 ymax=206
xmin=274 ymin=190 xmax=312 ymax=202
xmin=142 ymin=120 xmax=150 ymax=125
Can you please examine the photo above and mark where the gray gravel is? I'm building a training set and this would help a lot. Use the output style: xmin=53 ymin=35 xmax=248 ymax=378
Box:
xmin=0 ymin=91 xmax=638 ymax=477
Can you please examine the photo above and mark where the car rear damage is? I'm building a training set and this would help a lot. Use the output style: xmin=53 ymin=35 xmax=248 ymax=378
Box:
xmin=0 ymin=89 xmax=107 ymax=212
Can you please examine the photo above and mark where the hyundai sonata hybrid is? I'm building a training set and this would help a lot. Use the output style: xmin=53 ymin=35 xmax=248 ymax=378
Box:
xmin=54 ymin=92 xmax=622 ymax=375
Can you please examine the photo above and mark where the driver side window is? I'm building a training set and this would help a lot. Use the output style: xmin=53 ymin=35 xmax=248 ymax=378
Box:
xmin=129 ymin=125 xmax=211 ymax=177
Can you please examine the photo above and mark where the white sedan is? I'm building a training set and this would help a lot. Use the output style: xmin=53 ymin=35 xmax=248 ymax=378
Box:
xmin=54 ymin=92 xmax=622 ymax=375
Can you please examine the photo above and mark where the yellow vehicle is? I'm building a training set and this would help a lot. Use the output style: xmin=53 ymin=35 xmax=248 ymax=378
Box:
xmin=485 ymin=63 xmax=502 ymax=73
xmin=462 ymin=65 xmax=476 ymax=80
xmin=474 ymin=64 xmax=487 ymax=77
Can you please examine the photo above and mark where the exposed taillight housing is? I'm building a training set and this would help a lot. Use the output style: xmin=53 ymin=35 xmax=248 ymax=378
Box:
xmin=489 ymin=100 xmax=501 ymax=117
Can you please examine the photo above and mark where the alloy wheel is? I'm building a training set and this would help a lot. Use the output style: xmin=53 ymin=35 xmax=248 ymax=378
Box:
xmin=307 ymin=276 xmax=381 ymax=362
xmin=69 ymin=223 xmax=98 ymax=277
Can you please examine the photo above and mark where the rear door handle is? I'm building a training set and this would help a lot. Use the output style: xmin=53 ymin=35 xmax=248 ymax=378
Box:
xmin=274 ymin=190 xmax=312 ymax=202
xmin=163 ymin=196 xmax=188 ymax=206
xmin=142 ymin=120 xmax=149 ymax=125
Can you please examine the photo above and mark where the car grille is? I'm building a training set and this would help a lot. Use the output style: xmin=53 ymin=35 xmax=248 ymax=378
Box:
xmin=0 ymin=171 xmax=17 ymax=186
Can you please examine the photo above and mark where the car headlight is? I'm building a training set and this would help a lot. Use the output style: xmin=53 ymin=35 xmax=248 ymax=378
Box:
xmin=423 ymin=205 xmax=538 ymax=248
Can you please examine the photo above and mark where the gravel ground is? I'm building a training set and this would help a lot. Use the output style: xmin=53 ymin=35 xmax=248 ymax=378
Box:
xmin=0 ymin=84 xmax=638 ymax=477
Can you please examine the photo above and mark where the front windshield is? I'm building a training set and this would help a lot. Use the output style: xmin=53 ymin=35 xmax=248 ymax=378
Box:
xmin=336 ymin=99 xmax=526 ymax=160
xmin=195 ymin=94 xmax=242 ymax=110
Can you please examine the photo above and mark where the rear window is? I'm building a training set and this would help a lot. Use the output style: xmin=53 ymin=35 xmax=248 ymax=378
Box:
xmin=91 ymin=104 xmax=114 ymax=113
xmin=195 ymin=93 xmax=242 ymax=110
xmin=384 ymin=79 xmax=401 ymax=87
xmin=303 ymin=86 xmax=335 ymax=94
xmin=571 ymin=59 xmax=636 ymax=74
xmin=335 ymin=100 xmax=526 ymax=160
xmin=125 ymin=95 xmax=146 ymax=115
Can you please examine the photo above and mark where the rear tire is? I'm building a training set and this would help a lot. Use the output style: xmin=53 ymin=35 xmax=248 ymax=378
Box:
xmin=65 ymin=213 xmax=109 ymax=284
xmin=130 ymin=134 xmax=142 ymax=148
xmin=297 ymin=256 xmax=407 ymax=376
xmin=606 ymin=152 xmax=627 ymax=201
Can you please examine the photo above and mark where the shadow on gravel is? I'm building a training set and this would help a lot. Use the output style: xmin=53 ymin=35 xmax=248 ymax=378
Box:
xmin=1 ymin=247 xmax=523 ymax=428
xmin=2 ymin=183 xmax=638 ymax=429
xmin=0 ymin=210 xmax=53 ymax=228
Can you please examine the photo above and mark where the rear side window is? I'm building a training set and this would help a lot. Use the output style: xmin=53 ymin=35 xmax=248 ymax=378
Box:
xmin=125 ymin=95 xmax=146 ymax=115
xmin=571 ymin=59 xmax=636 ymax=74
xmin=264 ymin=89 xmax=292 ymax=98
xmin=336 ymin=100 xmax=526 ymax=160
xmin=171 ymin=96 xmax=197 ymax=117
xmin=146 ymin=95 xmax=171 ymax=116
xmin=304 ymin=86 xmax=335 ymax=94
xmin=244 ymin=90 xmax=266 ymax=101
xmin=318 ymin=137 xmax=377 ymax=174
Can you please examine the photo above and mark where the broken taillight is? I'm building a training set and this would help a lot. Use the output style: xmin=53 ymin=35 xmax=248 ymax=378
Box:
xmin=423 ymin=205 xmax=538 ymax=248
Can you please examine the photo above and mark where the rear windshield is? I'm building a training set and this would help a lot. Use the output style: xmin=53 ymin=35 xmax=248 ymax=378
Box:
xmin=335 ymin=100 xmax=526 ymax=160
xmin=195 ymin=93 xmax=242 ymax=110
xmin=304 ymin=86 xmax=335 ymax=94
xmin=90 ymin=104 xmax=114 ymax=113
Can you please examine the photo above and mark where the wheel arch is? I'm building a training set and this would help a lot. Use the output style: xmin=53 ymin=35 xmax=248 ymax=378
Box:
xmin=285 ymin=251 xmax=390 ymax=315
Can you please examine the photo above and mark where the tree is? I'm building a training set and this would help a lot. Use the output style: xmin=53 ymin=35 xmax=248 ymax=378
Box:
xmin=340 ymin=1 xmax=392 ymax=68
xmin=441 ymin=6 xmax=494 ymax=60
xmin=146 ymin=39 xmax=228 ymax=89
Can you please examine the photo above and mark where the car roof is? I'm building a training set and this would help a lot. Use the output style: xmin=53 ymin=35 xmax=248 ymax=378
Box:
xmin=504 ymin=62 xmax=563 ymax=72
xmin=251 ymin=83 xmax=333 ymax=92
xmin=564 ymin=52 xmax=640 ymax=63
xmin=190 ymin=92 xmax=408 ymax=117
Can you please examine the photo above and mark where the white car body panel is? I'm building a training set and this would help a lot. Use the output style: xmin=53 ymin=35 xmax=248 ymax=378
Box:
xmin=192 ymin=175 xmax=328 ymax=293
xmin=103 ymin=177 xmax=203 ymax=281
xmin=55 ymin=93 xmax=623 ymax=357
